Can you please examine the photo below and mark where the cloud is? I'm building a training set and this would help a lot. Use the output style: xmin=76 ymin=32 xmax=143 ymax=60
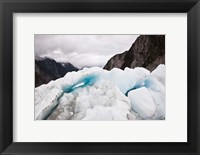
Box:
xmin=35 ymin=34 xmax=139 ymax=68
xmin=53 ymin=49 xmax=62 ymax=54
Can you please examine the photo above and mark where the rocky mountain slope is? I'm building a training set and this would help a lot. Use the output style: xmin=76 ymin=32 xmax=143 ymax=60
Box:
xmin=104 ymin=35 xmax=165 ymax=71
xmin=35 ymin=57 xmax=78 ymax=87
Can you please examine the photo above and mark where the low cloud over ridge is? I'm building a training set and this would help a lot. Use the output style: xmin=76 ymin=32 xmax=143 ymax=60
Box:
xmin=35 ymin=34 xmax=138 ymax=68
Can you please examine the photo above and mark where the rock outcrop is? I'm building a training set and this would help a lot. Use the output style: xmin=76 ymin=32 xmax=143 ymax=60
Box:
xmin=35 ymin=57 xmax=78 ymax=87
xmin=104 ymin=35 xmax=165 ymax=71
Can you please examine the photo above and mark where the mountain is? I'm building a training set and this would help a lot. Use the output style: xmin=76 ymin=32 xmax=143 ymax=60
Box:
xmin=35 ymin=57 xmax=78 ymax=87
xmin=103 ymin=35 xmax=165 ymax=71
xmin=61 ymin=62 xmax=80 ymax=72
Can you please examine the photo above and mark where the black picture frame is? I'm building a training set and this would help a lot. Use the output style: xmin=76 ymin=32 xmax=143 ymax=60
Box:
xmin=0 ymin=0 xmax=200 ymax=154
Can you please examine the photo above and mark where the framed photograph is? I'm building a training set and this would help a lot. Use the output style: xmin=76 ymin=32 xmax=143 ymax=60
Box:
xmin=34 ymin=34 xmax=165 ymax=121
xmin=0 ymin=0 xmax=200 ymax=154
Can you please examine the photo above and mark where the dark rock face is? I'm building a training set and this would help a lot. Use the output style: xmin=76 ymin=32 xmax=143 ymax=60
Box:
xmin=35 ymin=57 xmax=78 ymax=87
xmin=104 ymin=35 xmax=165 ymax=71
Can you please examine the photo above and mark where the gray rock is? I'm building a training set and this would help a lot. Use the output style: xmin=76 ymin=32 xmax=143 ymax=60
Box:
xmin=35 ymin=57 xmax=78 ymax=87
xmin=104 ymin=35 xmax=165 ymax=71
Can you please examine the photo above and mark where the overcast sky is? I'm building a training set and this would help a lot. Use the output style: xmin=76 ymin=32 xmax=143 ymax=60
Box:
xmin=35 ymin=35 xmax=139 ymax=68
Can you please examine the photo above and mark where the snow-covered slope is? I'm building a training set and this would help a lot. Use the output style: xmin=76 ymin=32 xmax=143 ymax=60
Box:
xmin=35 ymin=64 xmax=165 ymax=120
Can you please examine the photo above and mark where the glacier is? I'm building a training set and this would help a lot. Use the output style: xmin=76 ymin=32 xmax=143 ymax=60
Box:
xmin=35 ymin=64 xmax=165 ymax=120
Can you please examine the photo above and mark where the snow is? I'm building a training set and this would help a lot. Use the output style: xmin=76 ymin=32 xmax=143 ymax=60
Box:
xmin=35 ymin=64 xmax=165 ymax=120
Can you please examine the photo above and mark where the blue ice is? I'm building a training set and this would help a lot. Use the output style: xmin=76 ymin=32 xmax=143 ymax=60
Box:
xmin=125 ymin=78 xmax=152 ymax=96
xmin=63 ymin=74 xmax=99 ymax=93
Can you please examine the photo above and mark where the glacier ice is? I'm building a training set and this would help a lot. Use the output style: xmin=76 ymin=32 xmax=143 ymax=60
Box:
xmin=35 ymin=65 xmax=165 ymax=120
xmin=63 ymin=74 xmax=99 ymax=93
xmin=151 ymin=64 xmax=165 ymax=86
xmin=35 ymin=87 xmax=63 ymax=120
xmin=128 ymin=87 xmax=156 ymax=119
